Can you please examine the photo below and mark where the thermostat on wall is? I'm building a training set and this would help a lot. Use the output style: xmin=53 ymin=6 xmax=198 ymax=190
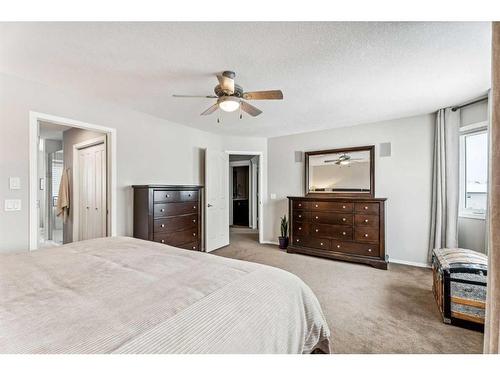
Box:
xmin=9 ymin=177 xmax=21 ymax=190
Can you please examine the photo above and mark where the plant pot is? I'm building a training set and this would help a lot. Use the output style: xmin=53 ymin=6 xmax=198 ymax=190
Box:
xmin=278 ymin=236 xmax=289 ymax=250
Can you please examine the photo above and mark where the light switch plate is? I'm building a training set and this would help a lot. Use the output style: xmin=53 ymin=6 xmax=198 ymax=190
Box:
xmin=4 ymin=199 xmax=21 ymax=211
xmin=9 ymin=177 xmax=21 ymax=190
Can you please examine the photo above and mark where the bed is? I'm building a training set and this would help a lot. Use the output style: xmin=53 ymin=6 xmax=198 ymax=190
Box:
xmin=0 ymin=237 xmax=331 ymax=354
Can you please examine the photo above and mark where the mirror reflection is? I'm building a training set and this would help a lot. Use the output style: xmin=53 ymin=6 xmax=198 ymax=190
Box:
xmin=307 ymin=150 xmax=371 ymax=193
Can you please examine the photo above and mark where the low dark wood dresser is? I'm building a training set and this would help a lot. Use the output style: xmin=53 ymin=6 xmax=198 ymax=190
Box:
xmin=288 ymin=196 xmax=387 ymax=269
xmin=133 ymin=185 xmax=203 ymax=251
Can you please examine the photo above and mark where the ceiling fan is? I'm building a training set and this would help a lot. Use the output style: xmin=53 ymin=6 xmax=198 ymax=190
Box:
xmin=324 ymin=154 xmax=365 ymax=166
xmin=173 ymin=71 xmax=283 ymax=120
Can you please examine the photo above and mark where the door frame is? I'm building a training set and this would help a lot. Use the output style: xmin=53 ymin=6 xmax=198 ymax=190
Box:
xmin=72 ymin=136 xmax=107 ymax=242
xmin=225 ymin=151 xmax=264 ymax=244
xmin=29 ymin=111 xmax=117 ymax=250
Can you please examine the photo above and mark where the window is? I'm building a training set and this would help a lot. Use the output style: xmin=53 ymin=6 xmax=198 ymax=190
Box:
xmin=459 ymin=124 xmax=488 ymax=219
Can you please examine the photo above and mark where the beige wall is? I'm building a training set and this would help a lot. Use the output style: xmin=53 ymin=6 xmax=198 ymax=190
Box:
xmin=266 ymin=114 xmax=434 ymax=266
xmin=0 ymin=73 xmax=267 ymax=252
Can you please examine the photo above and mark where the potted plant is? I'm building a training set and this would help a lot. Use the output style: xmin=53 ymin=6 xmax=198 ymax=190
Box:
xmin=278 ymin=215 xmax=289 ymax=249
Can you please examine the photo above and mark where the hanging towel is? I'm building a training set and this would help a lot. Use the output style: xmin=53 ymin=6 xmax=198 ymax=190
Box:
xmin=56 ymin=168 xmax=70 ymax=223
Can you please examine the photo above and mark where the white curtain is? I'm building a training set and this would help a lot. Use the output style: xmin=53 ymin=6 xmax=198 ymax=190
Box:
xmin=428 ymin=107 xmax=460 ymax=261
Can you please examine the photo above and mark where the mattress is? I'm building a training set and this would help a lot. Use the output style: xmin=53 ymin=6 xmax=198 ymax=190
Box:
xmin=0 ymin=237 xmax=331 ymax=354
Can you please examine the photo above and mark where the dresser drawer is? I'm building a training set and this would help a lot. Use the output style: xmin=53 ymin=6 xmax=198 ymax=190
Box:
xmin=292 ymin=222 xmax=310 ymax=236
xmin=154 ymin=214 xmax=198 ymax=233
xmin=293 ymin=201 xmax=309 ymax=210
xmin=177 ymin=241 xmax=200 ymax=251
xmin=292 ymin=210 xmax=309 ymax=222
xmin=154 ymin=202 xmax=199 ymax=217
xmin=154 ymin=190 xmax=180 ymax=203
xmin=154 ymin=228 xmax=199 ymax=246
xmin=331 ymin=241 xmax=379 ymax=257
xmin=354 ymin=214 xmax=379 ymax=227
xmin=354 ymin=202 xmax=380 ymax=215
xmin=354 ymin=227 xmax=380 ymax=243
xmin=311 ymin=212 xmax=353 ymax=225
xmin=310 ymin=224 xmax=353 ymax=240
xmin=310 ymin=201 xmax=353 ymax=212
xmin=180 ymin=190 xmax=198 ymax=202
xmin=293 ymin=236 xmax=330 ymax=251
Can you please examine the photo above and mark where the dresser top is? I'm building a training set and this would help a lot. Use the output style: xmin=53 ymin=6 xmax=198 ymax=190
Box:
xmin=132 ymin=184 xmax=203 ymax=189
xmin=288 ymin=195 xmax=386 ymax=202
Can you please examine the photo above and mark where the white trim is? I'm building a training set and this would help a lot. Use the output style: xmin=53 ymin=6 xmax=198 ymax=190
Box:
xmin=225 ymin=151 xmax=264 ymax=244
xmin=29 ymin=112 xmax=117 ymax=250
xmin=390 ymin=258 xmax=431 ymax=268
xmin=459 ymin=212 xmax=486 ymax=220
xmin=262 ymin=240 xmax=279 ymax=246
xmin=72 ymin=136 xmax=107 ymax=242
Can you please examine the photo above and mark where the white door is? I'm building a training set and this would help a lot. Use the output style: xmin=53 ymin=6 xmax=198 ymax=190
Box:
xmin=205 ymin=149 xmax=229 ymax=252
xmin=78 ymin=142 xmax=107 ymax=240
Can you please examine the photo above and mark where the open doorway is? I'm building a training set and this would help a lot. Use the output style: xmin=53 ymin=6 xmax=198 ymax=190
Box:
xmin=229 ymin=154 xmax=260 ymax=244
xmin=30 ymin=113 xmax=116 ymax=250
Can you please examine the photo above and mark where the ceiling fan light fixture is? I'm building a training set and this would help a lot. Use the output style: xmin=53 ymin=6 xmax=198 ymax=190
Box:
xmin=218 ymin=96 xmax=240 ymax=112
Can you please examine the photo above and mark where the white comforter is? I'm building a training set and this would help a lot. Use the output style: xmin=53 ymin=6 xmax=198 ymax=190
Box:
xmin=0 ymin=237 xmax=331 ymax=354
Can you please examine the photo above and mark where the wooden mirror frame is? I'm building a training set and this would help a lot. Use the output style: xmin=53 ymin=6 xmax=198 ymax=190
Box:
xmin=304 ymin=145 xmax=375 ymax=198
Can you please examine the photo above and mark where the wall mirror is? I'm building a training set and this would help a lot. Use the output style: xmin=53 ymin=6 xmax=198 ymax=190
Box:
xmin=305 ymin=145 xmax=375 ymax=197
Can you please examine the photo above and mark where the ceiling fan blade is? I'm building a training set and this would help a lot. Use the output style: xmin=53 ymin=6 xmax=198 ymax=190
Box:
xmin=173 ymin=94 xmax=218 ymax=98
xmin=240 ymin=101 xmax=262 ymax=117
xmin=242 ymin=90 xmax=283 ymax=100
xmin=200 ymin=103 xmax=219 ymax=116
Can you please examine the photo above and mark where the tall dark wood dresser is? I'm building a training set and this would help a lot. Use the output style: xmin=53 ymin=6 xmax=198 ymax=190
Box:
xmin=132 ymin=185 xmax=203 ymax=251
xmin=288 ymin=196 xmax=387 ymax=269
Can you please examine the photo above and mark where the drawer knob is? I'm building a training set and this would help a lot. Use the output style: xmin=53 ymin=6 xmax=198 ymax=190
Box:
xmin=342 ymin=218 xmax=346 ymax=222
xmin=342 ymin=232 xmax=346 ymax=235
xmin=298 ymin=227 xmax=302 ymax=230
xmin=188 ymin=194 xmax=191 ymax=197
xmin=193 ymin=219 xmax=196 ymax=223
xmin=298 ymin=203 xmax=302 ymax=207
xmin=296 ymin=239 xmax=300 ymax=242
xmin=193 ymin=206 xmax=196 ymax=209
xmin=166 ymin=194 xmax=170 ymax=198
xmin=368 ymin=248 xmax=372 ymax=252
xmin=161 ymin=239 xmax=165 ymax=243
xmin=337 ymin=245 xmax=341 ymax=249
xmin=364 ymin=219 xmax=369 ymax=223
xmin=364 ymin=206 xmax=368 ymax=210
xmin=161 ymin=224 xmax=165 ymax=228
xmin=192 ymin=246 xmax=196 ymax=250
xmin=193 ymin=233 xmax=196 ymax=237
xmin=364 ymin=233 xmax=369 ymax=237
xmin=315 ymin=204 xmax=318 ymax=208
xmin=315 ymin=216 xmax=319 ymax=219
xmin=342 ymin=205 xmax=346 ymax=209
xmin=160 ymin=208 xmax=165 ymax=212
xmin=320 ymin=242 xmax=324 ymax=246
xmin=315 ymin=229 xmax=319 ymax=233
xmin=298 ymin=215 xmax=302 ymax=218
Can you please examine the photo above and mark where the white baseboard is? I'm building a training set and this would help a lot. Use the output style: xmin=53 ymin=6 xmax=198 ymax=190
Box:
xmin=261 ymin=240 xmax=279 ymax=246
xmin=390 ymin=258 xmax=431 ymax=268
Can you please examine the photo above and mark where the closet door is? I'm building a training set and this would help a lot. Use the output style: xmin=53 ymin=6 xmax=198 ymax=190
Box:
xmin=77 ymin=142 xmax=107 ymax=241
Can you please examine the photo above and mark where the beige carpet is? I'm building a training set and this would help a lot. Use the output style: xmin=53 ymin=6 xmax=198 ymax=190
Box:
xmin=213 ymin=229 xmax=484 ymax=354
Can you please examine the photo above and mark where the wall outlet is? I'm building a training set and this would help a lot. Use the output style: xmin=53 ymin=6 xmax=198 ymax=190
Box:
xmin=4 ymin=199 xmax=21 ymax=211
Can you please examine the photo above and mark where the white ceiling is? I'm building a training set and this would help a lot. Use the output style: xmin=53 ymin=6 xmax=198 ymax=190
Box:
xmin=0 ymin=22 xmax=492 ymax=138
